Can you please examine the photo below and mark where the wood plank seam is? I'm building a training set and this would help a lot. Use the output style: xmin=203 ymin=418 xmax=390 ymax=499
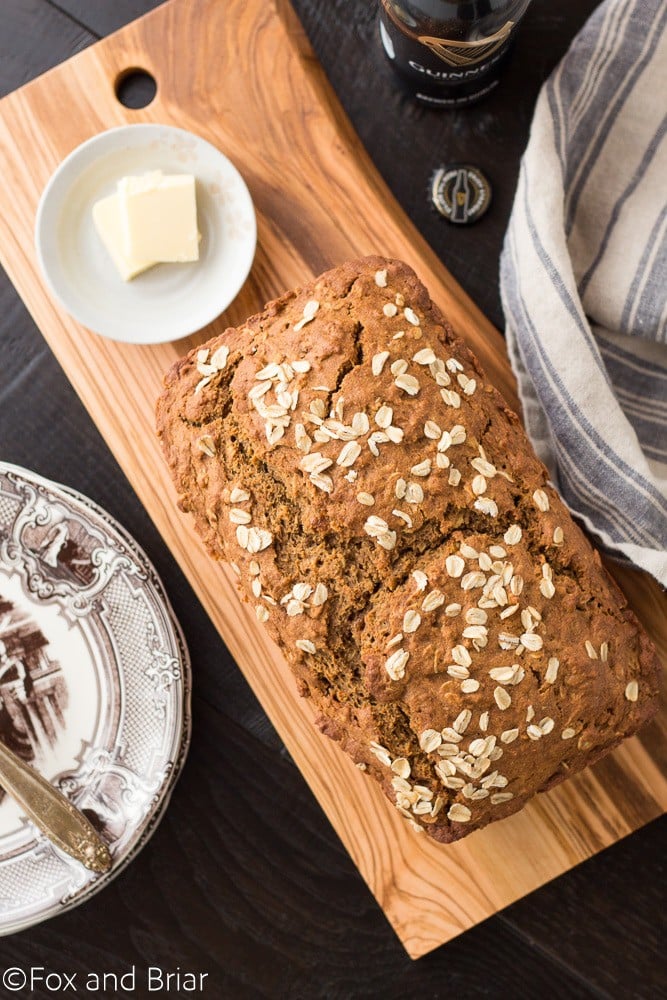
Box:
xmin=45 ymin=0 xmax=103 ymax=40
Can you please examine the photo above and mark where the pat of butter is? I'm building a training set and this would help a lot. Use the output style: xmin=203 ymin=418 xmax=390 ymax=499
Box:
xmin=92 ymin=193 xmax=155 ymax=282
xmin=118 ymin=171 xmax=200 ymax=264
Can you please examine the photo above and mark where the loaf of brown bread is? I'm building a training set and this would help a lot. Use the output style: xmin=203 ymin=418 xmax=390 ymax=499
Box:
xmin=156 ymin=257 xmax=660 ymax=842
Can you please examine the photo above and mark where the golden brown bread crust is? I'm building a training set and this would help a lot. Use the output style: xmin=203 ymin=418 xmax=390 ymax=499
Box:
xmin=156 ymin=256 xmax=661 ymax=842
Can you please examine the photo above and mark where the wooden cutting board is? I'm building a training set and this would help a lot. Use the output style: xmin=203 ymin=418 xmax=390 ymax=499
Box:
xmin=0 ymin=0 xmax=664 ymax=959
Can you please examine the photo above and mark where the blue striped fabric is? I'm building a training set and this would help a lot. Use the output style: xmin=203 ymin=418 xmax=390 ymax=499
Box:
xmin=500 ymin=0 xmax=667 ymax=585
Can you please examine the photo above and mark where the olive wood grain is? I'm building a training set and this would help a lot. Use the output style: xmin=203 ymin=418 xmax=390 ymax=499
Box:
xmin=0 ymin=0 xmax=664 ymax=959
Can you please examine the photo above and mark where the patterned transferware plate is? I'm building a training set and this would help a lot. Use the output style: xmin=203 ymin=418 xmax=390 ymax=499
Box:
xmin=0 ymin=463 xmax=191 ymax=935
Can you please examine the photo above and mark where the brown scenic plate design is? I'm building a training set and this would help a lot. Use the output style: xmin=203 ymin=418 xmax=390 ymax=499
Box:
xmin=0 ymin=463 xmax=191 ymax=935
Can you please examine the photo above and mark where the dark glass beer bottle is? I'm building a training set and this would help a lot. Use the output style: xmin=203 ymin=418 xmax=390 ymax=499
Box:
xmin=379 ymin=0 xmax=532 ymax=108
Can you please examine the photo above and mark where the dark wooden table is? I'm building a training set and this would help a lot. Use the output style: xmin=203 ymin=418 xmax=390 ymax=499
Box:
xmin=1 ymin=2 xmax=665 ymax=998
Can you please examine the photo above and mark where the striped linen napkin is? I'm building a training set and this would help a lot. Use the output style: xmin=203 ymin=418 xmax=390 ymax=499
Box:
xmin=500 ymin=0 xmax=667 ymax=586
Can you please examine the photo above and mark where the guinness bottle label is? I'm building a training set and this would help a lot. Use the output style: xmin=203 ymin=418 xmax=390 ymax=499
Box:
xmin=418 ymin=21 xmax=514 ymax=68
xmin=430 ymin=165 xmax=492 ymax=225
xmin=379 ymin=0 xmax=531 ymax=108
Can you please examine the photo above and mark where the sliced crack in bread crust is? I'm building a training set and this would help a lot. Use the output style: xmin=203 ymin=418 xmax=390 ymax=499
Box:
xmin=156 ymin=256 xmax=660 ymax=843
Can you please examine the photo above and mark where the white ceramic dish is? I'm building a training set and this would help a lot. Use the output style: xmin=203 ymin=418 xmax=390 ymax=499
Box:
xmin=0 ymin=462 xmax=191 ymax=935
xmin=35 ymin=124 xmax=256 ymax=344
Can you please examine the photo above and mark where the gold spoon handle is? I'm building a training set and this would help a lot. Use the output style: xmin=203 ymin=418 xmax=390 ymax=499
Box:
xmin=0 ymin=741 xmax=111 ymax=873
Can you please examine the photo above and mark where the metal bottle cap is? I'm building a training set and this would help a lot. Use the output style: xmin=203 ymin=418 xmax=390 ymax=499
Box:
xmin=430 ymin=164 xmax=492 ymax=225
